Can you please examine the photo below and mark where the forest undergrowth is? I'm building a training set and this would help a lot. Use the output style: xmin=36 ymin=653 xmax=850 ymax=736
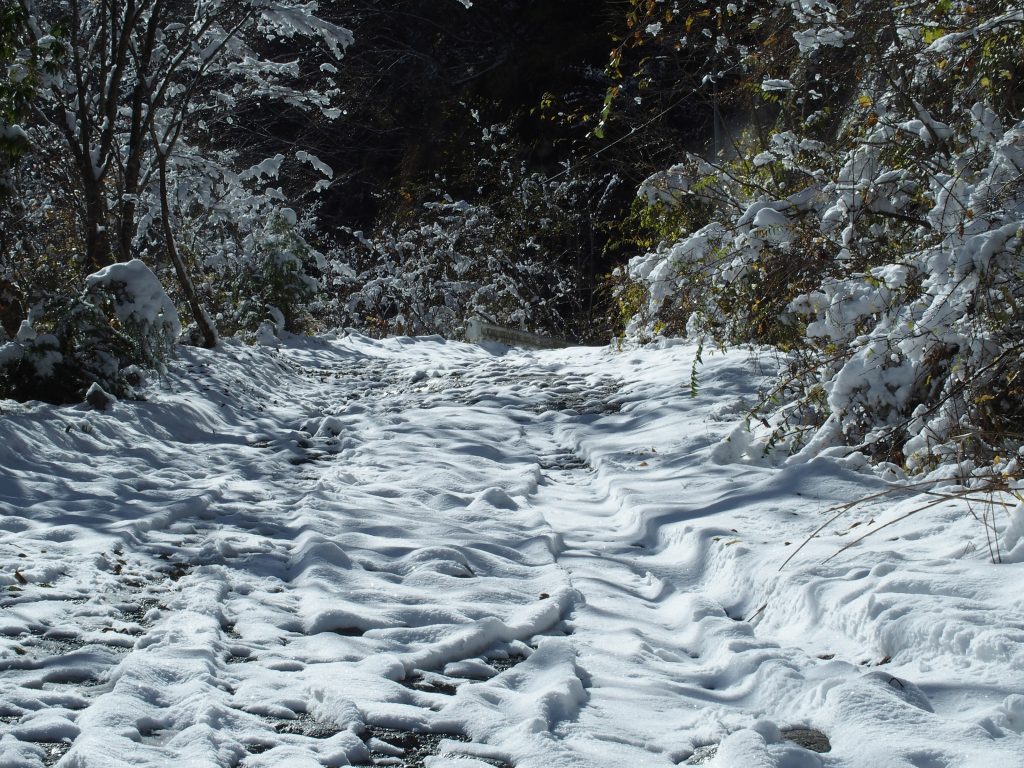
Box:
xmin=2 ymin=0 xmax=1024 ymax=482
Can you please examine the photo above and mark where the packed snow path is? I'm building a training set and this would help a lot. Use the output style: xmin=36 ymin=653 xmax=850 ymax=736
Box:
xmin=1 ymin=335 xmax=1022 ymax=767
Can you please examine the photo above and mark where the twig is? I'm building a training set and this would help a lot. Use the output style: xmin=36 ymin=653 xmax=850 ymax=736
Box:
xmin=821 ymin=495 xmax=952 ymax=563
xmin=779 ymin=477 xmax=950 ymax=571
xmin=744 ymin=603 xmax=767 ymax=623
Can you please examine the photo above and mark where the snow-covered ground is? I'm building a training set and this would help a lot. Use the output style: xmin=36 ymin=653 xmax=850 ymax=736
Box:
xmin=1 ymin=334 xmax=1021 ymax=767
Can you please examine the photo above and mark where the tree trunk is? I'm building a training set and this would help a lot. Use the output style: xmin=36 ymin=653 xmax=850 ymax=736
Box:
xmin=82 ymin=171 xmax=113 ymax=271
xmin=118 ymin=0 xmax=163 ymax=261
xmin=157 ymin=150 xmax=218 ymax=348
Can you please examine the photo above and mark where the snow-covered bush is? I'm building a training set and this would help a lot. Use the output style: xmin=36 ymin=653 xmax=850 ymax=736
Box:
xmin=235 ymin=244 xmax=319 ymax=339
xmin=335 ymin=121 xmax=584 ymax=338
xmin=622 ymin=0 xmax=1024 ymax=469
xmin=0 ymin=260 xmax=179 ymax=402
xmin=336 ymin=199 xmax=562 ymax=338
xmin=84 ymin=259 xmax=181 ymax=365
xmin=3 ymin=0 xmax=350 ymax=346
xmin=171 ymin=179 xmax=322 ymax=340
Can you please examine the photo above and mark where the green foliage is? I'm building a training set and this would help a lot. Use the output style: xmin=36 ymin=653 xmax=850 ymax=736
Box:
xmin=203 ymin=214 xmax=319 ymax=339
xmin=246 ymin=218 xmax=319 ymax=336
xmin=613 ymin=196 xmax=704 ymax=253
xmin=1 ymin=9 xmax=63 ymax=198
xmin=624 ymin=144 xmax=839 ymax=349
xmin=610 ymin=272 xmax=650 ymax=338
xmin=689 ymin=337 xmax=704 ymax=398
xmin=0 ymin=5 xmax=32 ymax=195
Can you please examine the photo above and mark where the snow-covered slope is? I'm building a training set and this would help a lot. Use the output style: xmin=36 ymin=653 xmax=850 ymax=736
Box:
xmin=0 ymin=334 xmax=1021 ymax=767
